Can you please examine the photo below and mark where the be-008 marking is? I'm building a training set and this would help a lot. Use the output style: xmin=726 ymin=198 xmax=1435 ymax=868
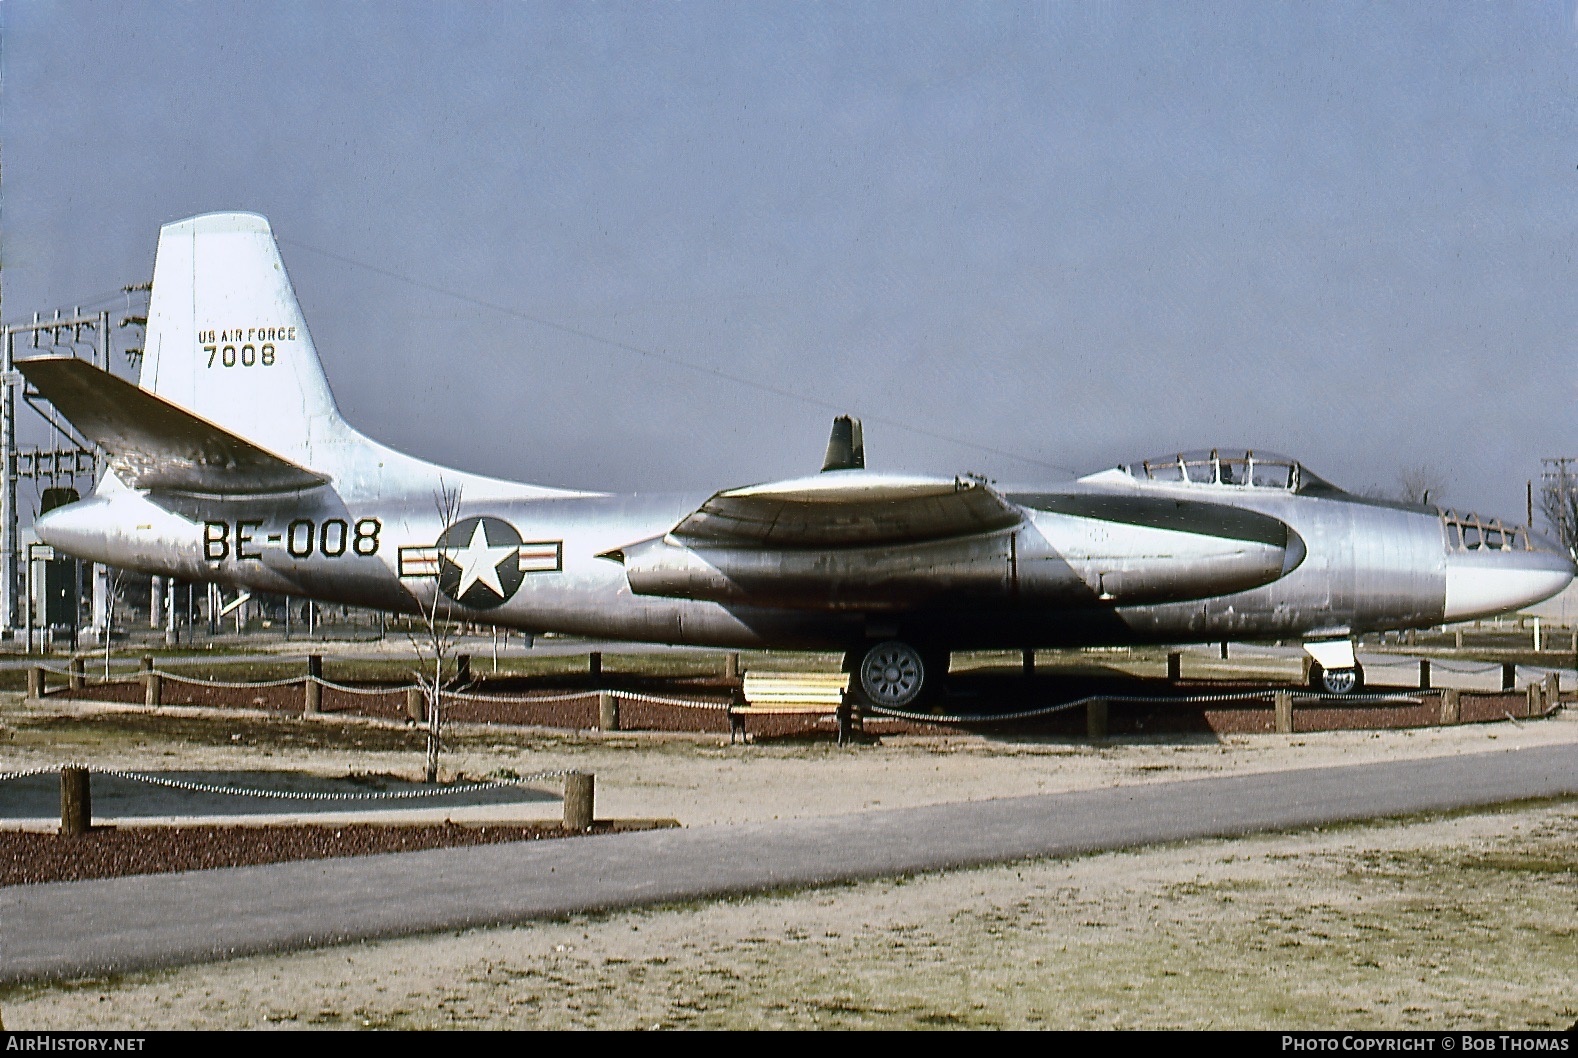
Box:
xmin=204 ymin=518 xmax=381 ymax=561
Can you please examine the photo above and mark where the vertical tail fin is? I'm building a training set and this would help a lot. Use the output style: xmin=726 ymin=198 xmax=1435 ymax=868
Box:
xmin=821 ymin=415 xmax=865 ymax=472
xmin=125 ymin=211 xmax=581 ymax=502
xmin=140 ymin=212 xmax=346 ymax=468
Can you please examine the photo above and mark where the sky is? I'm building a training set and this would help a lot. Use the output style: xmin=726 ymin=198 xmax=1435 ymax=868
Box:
xmin=2 ymin=1 xmax=1576 ymax=524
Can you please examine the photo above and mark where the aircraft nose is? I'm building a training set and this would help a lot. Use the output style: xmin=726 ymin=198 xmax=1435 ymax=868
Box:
xmin=1443 ymin=542 xmax=1575 ymax=623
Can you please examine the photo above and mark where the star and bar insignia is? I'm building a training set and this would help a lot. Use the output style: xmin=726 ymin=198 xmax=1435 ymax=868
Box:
xmin=398 ymin=516 xmax=561 ymax=609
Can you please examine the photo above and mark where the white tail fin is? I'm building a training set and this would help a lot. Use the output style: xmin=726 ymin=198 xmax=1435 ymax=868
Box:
xmin=141 ymin=212 xmax=345 ymax=468
xmin=123 ymin=211 xmax=584 ymax=502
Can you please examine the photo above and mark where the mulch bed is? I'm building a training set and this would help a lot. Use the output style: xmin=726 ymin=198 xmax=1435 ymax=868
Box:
xmin=1 ymin=820 xmax=672 ymax=887
xmin=948 ymin=681 xmax=1551 ymax=736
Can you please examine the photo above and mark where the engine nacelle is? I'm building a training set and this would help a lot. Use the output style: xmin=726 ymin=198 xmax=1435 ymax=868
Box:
xmin=619 ymin=531 xmax=1017 ymax=610
xmin=617 ymin=510 xmax=1303 ymax=611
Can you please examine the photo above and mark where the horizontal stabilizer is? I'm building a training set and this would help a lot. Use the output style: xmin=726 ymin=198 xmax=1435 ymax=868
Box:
xmin=670 ymin=471 xmax=1022 ymax=547
xmin=17 ymin=356 xmax=329 ymax=494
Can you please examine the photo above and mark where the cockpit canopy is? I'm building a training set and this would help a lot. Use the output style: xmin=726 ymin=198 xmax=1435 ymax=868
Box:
xmin=1114 ymin=450 xmax=1559 ymax=555
xmin=1117 ymin=449 xmax=1337 ymax=493
xmin=1439 ymin=510 xmax=1536 ymax=553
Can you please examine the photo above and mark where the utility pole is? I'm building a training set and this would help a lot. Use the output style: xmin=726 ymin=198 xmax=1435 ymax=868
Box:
xmin=1 ymin=311 xmax=104 ymax=632
xmin=1540 ymin=457 xmax=1578 ymax=558
xmin=0 ymin=288 xmax=148 ymax=636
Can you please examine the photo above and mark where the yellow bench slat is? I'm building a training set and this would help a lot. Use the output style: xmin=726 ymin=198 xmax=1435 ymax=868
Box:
xmin=739 ymin=671 xmax=850 ymax=711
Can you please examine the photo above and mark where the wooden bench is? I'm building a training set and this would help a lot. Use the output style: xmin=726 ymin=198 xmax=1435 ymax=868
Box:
xmin=730 ymin=672 xmax=857 ymax=743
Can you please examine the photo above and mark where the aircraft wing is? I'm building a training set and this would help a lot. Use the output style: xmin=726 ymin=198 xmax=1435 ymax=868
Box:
xmin=17 ymin=356 xmax=329 ymax=494
xmin=670 ymin=471 xmax=1023 ymax=547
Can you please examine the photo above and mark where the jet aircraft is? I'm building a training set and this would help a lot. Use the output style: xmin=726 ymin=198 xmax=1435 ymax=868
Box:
xmin=20 ymin=213 xmax=1576 ymax=706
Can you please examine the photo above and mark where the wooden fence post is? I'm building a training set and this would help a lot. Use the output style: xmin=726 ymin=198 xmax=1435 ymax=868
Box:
xmin=724 ymin=652 xmax=740 ymax=680
xmin=456 ymin=653 xmax=471 ymax=687
xmin=27 ymin=666 xmax=44 ymax=699
xmin=1167 ymin=651 xmax=1181 ymax=683
xmin=142 ymin=655 xmax=160 ymax=707
xmin=1439 ymin=688 xmax=1460 ymax=725
xmin=60 ymin=766 xmax=90 ymax=836
xmin=1274 ymin=690 xmax=1294 ymax=734
xmin=598 ymin=691 xmax=619 ymax=732
xmin=1502 ymin=663 xmax=1517 ymax=691
xmin=563 ymin=772 xmax=594 ymax=831
xmin=405 ymin=686 xmax=424 ymax=723
xmin=588 ymin=651 xmax=602 ymax=681
xmin=1086 ymin=699 xmax=1107 ymax=741
xmin=304 ymin=654 xmax=322 ymax=716
xmin=1417 ymin=659 xmax=1430 ymax=690
xmin=68 ymin=657 xmax=85 ymax=691
xmin=1543 ymin=672 xmax=1560 ymax=710
xmin=1526 ymin=683 xmax=1541 ymax=718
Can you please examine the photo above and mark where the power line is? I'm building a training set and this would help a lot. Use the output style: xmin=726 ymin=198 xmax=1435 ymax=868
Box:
xmin=0 ymin=285 xmax=148 ymax=330
xmin=278 ymin=237 xmax=1077 ymax=477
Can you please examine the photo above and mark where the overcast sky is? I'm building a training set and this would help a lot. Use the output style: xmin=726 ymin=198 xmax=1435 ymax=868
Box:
xmin=3 ymin=2 xmax=1576 ymax=522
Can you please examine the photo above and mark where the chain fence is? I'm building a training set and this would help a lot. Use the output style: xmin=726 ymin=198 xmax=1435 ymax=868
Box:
xmin=157 ymin=670 xmax=306 ymax=689
xmin=20 ymin=653 xmax=1559 ymax=735
xmin=605 ymin=689 xmax=732 ymax=711
xmin=444 ymin=687 xmax=598 ymax=705
xmin=34 ymin=664 xmax=740 ymax=714
xmin=313 ymin=676 xmax=409 ymax=696
xmin=0 ymin=761 xmax=576 ymax=801
xmin=1358 ymin=656 xmax=1509 ymax=674
xmin=869 ymin=688 xmax=1423 ymax=725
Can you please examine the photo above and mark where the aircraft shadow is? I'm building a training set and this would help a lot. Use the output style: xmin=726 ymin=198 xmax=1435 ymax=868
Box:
xmin=906 ymin=664 xmax=1304 ymax=742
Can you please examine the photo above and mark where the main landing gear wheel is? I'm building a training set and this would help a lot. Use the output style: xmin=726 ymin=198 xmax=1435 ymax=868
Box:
xmin=1309 ymin=662 xmax=1364 ymax=695
xmin=854 ymin=640 xmax=929 ymax=709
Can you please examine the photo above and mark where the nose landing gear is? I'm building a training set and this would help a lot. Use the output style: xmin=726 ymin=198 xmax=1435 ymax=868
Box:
xmin=1308 ymin=661 xmax=1365 ymax=695
xmin=1303 ymin=638 xmax=1364 ymax=696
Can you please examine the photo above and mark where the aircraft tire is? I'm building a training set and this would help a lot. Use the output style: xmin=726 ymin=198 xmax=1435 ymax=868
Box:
xmin=1313 ymin=663 xmax=1364 ymax=695
xmin=852 ymin=640 xmax=931 ymax=710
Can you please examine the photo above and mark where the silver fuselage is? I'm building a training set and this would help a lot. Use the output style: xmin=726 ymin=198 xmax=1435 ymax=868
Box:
xmin=37 ymin=463 xmax=1573 ymax=653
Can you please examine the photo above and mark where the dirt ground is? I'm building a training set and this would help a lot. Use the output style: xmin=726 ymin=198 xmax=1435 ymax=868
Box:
xmin=2 ymin=688 xmax=1576 ymax=1030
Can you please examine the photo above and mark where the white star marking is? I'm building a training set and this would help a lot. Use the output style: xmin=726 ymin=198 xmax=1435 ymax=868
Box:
xmin=442 ymin=522 xmax=516 ymax=599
